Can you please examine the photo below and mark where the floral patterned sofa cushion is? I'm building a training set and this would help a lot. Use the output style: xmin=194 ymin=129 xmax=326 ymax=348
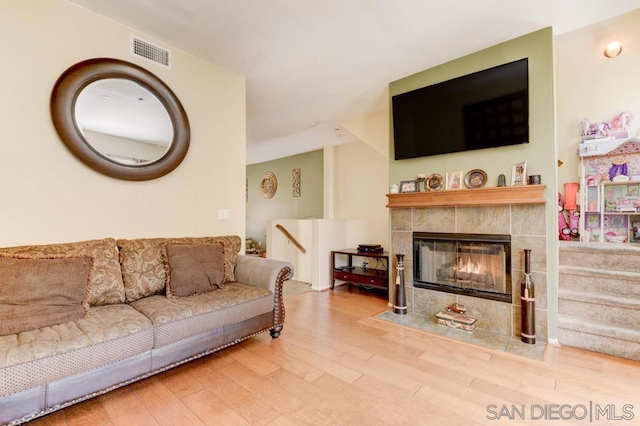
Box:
xmin=117 ymin=236 xmax=241 ymax=302
xmin=0 ymin=238 xmax=125 ymax=306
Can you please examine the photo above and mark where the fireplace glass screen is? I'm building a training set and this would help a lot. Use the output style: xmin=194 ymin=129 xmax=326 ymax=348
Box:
xmin=414 ymin=232 xmax=511 ymax=302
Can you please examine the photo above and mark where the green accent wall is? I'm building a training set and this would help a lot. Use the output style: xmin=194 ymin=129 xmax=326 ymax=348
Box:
xmin=246 ymin=150 xmax=324 ymax=247
xmin=388 ymin=27 xmax=559 ymax=340
xmin=389 ymin=28 xmax=555 ymax=187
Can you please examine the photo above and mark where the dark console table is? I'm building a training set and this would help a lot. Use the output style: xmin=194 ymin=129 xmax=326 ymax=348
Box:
xmin=331 ymin=249 xmax=389 ymax=292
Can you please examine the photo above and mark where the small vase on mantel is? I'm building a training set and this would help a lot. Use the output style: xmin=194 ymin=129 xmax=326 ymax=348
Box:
xmin=520 ymin=249 xmax=536 ymax=344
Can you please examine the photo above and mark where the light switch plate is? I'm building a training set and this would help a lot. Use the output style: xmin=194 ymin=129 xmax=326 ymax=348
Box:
xmin=218 ymin=209 xmax=230 ymax=220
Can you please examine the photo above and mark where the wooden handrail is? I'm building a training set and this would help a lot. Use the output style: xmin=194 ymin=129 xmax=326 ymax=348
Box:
xmin=275 ymin=224 xmax=307 ymax=254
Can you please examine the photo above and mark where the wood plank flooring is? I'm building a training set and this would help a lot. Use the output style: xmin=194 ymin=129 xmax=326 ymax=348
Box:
xmin=29 ymin=286 xmax=640 ymax=425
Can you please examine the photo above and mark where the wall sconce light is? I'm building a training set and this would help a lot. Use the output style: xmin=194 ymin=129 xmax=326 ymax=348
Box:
xmin=604 ymin=41 xmax=622 ymax=58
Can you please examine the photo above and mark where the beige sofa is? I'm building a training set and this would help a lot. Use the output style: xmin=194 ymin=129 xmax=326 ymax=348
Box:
xmin=0 ymin=236 xmax=293 ymax=425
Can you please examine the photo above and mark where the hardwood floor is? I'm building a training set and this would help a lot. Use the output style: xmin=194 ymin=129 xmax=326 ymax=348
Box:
xmin=30 ymin=286 xmax=640 ymax=425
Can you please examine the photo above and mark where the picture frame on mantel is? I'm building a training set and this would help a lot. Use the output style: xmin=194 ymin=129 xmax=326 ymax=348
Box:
xmin=445 ymin=170 xmax=463 ymax=190
xmin=512 ymin=161 xmax=527 ymax=186
xmin=399 ymin=180 xmax=419 ymax=193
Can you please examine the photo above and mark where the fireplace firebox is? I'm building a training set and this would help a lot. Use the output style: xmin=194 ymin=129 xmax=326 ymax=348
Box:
xmin=413 ymin=232 xmax=512 ymax=303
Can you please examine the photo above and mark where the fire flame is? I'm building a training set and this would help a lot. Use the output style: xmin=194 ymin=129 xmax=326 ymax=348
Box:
xmin=457 ymin=256 xmax=481 ymax=274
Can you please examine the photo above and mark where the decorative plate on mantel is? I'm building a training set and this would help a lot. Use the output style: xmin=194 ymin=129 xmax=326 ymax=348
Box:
xmin=425 ymin=173 xmax=444 ymax=191
xmin=464 ymin=169 xmax=488 ymax=189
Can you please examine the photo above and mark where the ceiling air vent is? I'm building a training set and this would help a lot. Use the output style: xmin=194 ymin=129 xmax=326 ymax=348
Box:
xmin=131 ymin=36 xmax=170 ymax=68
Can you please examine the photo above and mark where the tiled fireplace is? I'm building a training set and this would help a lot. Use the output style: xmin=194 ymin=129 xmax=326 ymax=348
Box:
xmin=389 ymin=191 xmax=548 ymax=341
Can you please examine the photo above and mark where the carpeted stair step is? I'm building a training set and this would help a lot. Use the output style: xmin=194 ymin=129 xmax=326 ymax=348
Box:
xmin=559 ymin=241 xmax=640 ymax=273
xmin=559 ymin=265 xmax=640 ymax=298
xmin=558 ymin=289 xmax=640 ymax=328
xmin=558 ymin=242 xmax=640 ymax=362
xmin=557 ymin=315 xmax=640 ymax=361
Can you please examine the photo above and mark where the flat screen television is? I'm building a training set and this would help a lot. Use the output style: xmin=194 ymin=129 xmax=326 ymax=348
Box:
xmin=392 ymin=58 xmax=529 ymax=160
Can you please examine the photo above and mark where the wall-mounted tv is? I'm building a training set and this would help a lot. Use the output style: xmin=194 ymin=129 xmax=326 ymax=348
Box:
xmin=392 ymin=58 xmax=529 ymax=160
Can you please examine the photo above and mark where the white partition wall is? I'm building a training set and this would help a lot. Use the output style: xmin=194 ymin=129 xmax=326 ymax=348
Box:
xmin=266 ymin=219 xmax=313 ymax=284
xmin=267 ymin=219 xmax=387 ymax=291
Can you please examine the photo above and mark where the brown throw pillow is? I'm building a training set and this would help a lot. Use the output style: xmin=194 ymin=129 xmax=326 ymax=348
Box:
xmin=0 ymin=253 xmax=94 ymax=336
xmin=163 ymin=243 xmax=226 ymax=298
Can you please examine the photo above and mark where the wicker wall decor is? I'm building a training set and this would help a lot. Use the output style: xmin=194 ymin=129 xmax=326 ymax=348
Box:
xmin=292 ymin=168 xmax=301 ymax=197
xmin=260 ymin=172 xmax=277 ymax=198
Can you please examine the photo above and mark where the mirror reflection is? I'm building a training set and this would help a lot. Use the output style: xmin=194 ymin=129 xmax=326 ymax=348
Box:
xmin=51 ymin=58 xmax=190 ymax=181
xmin=75 ymin=78 xmax=173 ymax=165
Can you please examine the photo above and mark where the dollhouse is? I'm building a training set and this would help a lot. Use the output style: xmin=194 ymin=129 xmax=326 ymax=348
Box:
xmin=579 ymin=137 xmax=640 ymax=243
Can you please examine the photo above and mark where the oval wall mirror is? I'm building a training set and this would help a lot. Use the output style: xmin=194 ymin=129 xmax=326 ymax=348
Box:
xmin=51 ymin=58 xmax=190 ymax=181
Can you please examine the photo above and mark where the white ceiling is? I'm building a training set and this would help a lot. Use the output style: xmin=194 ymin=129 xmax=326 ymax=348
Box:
xmin=68 ymin=0 xmax=640 ymax=164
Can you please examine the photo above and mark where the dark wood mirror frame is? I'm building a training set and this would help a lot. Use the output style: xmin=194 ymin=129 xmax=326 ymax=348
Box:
xmin=51 ymin=58 xmax=190 ymax=181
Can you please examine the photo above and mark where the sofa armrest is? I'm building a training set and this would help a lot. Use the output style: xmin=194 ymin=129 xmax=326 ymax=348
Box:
xmin=234 ymin=255 xmax=293 ymax=337
xmin=234 ymin=255 xmax=294 ymax=293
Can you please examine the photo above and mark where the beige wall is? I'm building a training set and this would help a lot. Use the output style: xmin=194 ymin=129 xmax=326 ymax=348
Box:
xmin=0 ymin=0 xmax=246 ymax=246
xmin=246 ymin=150 xmax=324 ymax=246
xmin=331 ymin=141 xmax=389 ymax=246
xmin=342 ymin=109 xmax=390 ymax=158
xmin=333 ymin=110 xmax=390 ymax=247
xmin=556 ymin=9 xmax=640 ymax=188
xmin=388 ymin=28 xmax=559 ymax=339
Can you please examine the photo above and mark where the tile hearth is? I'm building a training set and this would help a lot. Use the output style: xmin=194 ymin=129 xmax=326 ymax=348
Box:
xmin=375 ymin=310 xmax=547 ymax=361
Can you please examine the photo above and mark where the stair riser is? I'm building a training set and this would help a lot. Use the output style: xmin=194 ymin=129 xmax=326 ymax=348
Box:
xmin=559 ymin=249 xmax=640 ymax=273
xmin=558 ymin=328 xmax=640 ymax=362
xmin=559 ymin=272 xmax=640 ymax=298
xmin=558 ymin=299 xmax=640 ymax=328
xmin=559 ymin=244 xmax=640 ymax=362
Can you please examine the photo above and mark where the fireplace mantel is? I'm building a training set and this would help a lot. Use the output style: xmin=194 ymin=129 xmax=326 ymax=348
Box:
xmin=386 ymin=184 xmax=546 ymax=208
